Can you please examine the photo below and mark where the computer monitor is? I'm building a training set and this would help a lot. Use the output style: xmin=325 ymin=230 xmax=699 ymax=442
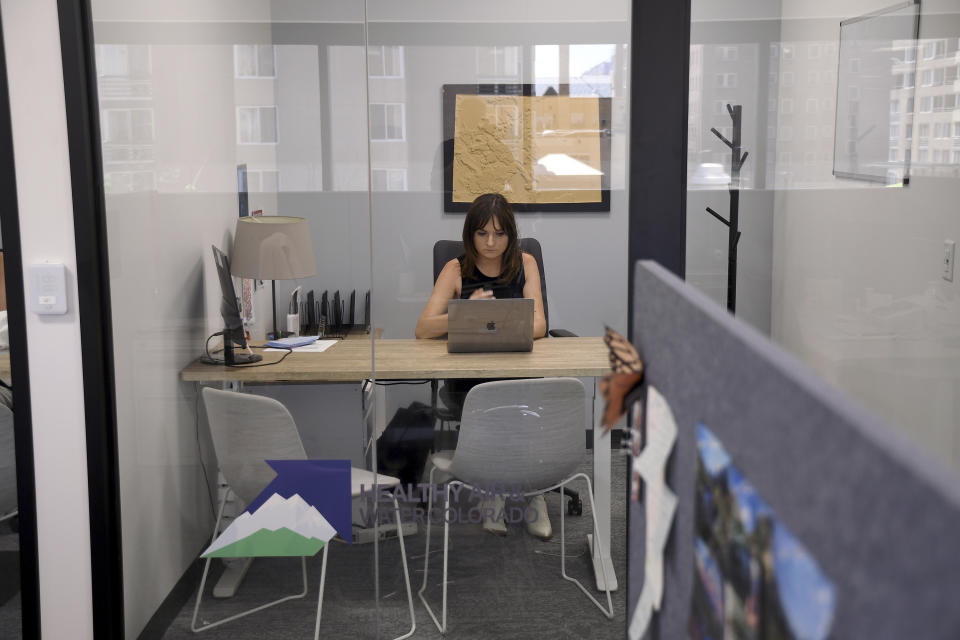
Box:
xmin=201 ymin=245 xmax=262 ymax=365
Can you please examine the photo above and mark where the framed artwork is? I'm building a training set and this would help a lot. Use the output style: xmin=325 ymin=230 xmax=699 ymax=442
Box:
xmin=442 ymin=84 xmax=611 ymax=212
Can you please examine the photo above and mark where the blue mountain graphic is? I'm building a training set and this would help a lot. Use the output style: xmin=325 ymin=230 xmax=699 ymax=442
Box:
xmin=244 ymin=459 xmax=352 ymax=544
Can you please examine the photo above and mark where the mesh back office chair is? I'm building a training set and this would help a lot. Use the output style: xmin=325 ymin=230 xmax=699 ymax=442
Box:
xmin=194 ymin=388 xmax=415 ymax=640
xmin=432 ymin=238 xmax=582 ymax=515
xmin=417 ymin=378 xmax=614 ymax=633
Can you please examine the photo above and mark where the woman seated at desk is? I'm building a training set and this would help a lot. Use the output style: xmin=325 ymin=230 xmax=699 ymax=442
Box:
xmin=415 ymin=193 xmax=552 ymax=539
xmin=415 ymin=192 xmax=546 ymax=339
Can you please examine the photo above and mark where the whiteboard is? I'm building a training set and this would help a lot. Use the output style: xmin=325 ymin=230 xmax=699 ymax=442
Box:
xmin=833 ymin=1 xmax=920 ymax=184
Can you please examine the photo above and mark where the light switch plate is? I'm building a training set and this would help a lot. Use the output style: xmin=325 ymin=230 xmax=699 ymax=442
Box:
xmin=944 ymin=240 xmax=956 ymax=283
xmin=29 ymin=263 xmax=68 ymax=315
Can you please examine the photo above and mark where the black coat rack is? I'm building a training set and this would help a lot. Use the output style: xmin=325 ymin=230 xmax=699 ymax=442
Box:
xmin=705 ymin=104 xmax=749 ymax=314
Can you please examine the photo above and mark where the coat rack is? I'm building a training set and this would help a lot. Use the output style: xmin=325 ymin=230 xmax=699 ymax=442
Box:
xmin=705 ymin=104 xmax=749 ymax=314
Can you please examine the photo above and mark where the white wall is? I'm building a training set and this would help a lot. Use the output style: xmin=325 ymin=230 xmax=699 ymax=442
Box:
xmin=772 ymin=0 xmax=960 ymax=471
xmin=0 ymin=0 xmax=93 ymax=636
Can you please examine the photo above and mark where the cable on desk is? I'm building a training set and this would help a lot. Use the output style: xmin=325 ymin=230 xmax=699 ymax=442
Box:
xmin=203 ymin=331 xmax=294 ymax=368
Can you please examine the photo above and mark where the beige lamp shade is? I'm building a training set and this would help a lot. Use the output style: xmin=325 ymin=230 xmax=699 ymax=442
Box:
xmin=231 ymin=216 xmax=316 ymax=280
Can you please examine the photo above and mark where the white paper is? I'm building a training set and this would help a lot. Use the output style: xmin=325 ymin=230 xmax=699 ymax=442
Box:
xmin=629 ymin=385 xmax=679 ymax=638
xmin=264 ymin=339 xmax=338 ymax=353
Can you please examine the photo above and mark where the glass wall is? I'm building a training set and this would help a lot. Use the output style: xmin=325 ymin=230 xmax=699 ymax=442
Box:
xmin=686 ymin=0 xmax=960 ymax=472
xmin=89 ymin=0 xmax=631 ymax=637
xmin=366 ymin=3 xmax=630 ymax=637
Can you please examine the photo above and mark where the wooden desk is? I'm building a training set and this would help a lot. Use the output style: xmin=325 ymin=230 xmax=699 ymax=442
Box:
xmin=182 ymin=337 xmax=609 ymax=383
xmin=181 ymin=336 xmax=618 ymax=591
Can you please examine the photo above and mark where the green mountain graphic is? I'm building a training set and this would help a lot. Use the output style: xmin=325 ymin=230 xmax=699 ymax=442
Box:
xmin=205 ymin=527 xmax=325 ymax=558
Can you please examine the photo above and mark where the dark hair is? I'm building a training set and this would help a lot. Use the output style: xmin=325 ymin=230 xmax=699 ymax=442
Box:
xmin=461 ymin=193 xmax=522 ymax=283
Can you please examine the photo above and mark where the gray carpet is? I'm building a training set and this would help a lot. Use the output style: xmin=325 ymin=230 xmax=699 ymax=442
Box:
xmin=162 ymin=453 xmax=629 ymax=639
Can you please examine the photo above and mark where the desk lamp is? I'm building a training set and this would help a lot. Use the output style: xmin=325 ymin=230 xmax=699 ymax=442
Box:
xmin=231 ymin=216 xmax=316 ymax=340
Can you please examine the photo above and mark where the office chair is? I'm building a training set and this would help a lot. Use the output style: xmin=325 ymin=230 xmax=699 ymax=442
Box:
xmin=417 ymin=378 xmax=614 ymax=633
xmin=194 ymin=388 xmax=415 ymax=640
xmin=432 ymin=238 xmax=583 ymax=516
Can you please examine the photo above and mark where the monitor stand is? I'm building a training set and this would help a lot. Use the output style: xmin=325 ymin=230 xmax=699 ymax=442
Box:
xmin=200 ymin=335 xmax=263 ymax=365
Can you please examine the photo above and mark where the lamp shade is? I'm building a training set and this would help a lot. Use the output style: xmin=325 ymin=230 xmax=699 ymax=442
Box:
xmin=231 ymin=216 xmax=316 ymax=280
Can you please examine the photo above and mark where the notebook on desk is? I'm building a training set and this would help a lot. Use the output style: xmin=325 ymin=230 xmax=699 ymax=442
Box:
xmin=447 ymin=298 xmax=534 ymax=353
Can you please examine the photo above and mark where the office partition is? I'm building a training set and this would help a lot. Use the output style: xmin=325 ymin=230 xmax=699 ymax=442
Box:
xmin=629 ymin=260 xmax=960 ymax=639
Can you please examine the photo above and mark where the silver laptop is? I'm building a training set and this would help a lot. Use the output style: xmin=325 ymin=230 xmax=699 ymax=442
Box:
xmin=447 ymin=298 xmax=534 ymax=353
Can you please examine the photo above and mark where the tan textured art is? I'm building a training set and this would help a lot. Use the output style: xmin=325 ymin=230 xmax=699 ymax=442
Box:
xmin=452 ymin=94 xmax=604 ymax=204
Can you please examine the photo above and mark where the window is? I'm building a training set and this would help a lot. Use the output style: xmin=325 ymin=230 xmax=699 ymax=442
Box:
xmin=234 ymin=45 xmax=275 ymax=78
xmin=779 ymin=125 xmax=793 ymax=141
xmin=906 ymin=97 xmax=914 ymax=113
xmin=904 ymin=46 xmax=916 ymax=63
xmin=246 ymin=170 xmax=279 ymax=192
xmin=96 ymin=44 xmax=152 ymax=77
xmin=920 ymin=96 xmax=933 ymax=113
xmin=808 ymin=43 xmax=823 ymax=59
xmin=922 ymin=69 xmax=935 ymax=86
xmin=782 ymin=45 xmax=794 ymax=61
xmin=104 ymin=170 xmax=155 ymax=193
xmin=890 ymin=123 xmax=900 ymax=139
xmin=918 ymin=124 xmax=929 ymax=146
xmin=806 ymin=98 xmax=819 ymax=114
xmin=903 ymin=71 xmax=915 ymax=88
xmin=368 ymin=103 xmax=405 ymax=141
xmin=371 ymin=168 xmax=408 ymax=191
xmin=236 ymin=106 xmax=278 ymax=144
xmin=781 ymin=98 xmax=794 ymax=114
xmin=905 ymin=123 xmax=913 ymax=139
xmin=922 ymin=40 xmax=945 ymax=60
xmin=918 ymin=149 xmax=928 ymax=161
xmin=933 ymin=149 xmax=944 ymax=163
xmin=955 ymin=123 xmax=960 ymax=137
xmin=715 ymin=72 xmax=738 ymax=88
xmin=953 ymin=151 xmax=960 ymax=164
xmin=494 ymin=104 xmax=521 ymax=139
xmin=477 ymin=46 xmax=520 ymax=78
xmin=890 ymin=99 xmax=900 ymax=114
xmin=719 ymin=46 xmax=739 ymax=62
xmin=101 ymin=108 xmax=154 ymax=144
xmin=889 ymin=147 xmax=899 ymax=162
xmin=781 ymin=71 xmax=794 ymax=87
xmin=807 ymin=70 xmax=820 ymax=86
xmin=368 ymin=46 xmax=404 ymax=78
xmin=935 ymin=123 xmax=949 ymax=138
xmin=806 ymin=125 xmax=818 ymax=141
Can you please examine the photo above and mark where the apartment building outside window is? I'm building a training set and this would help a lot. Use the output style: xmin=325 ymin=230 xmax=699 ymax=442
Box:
xmin=234 ymin=45 xmax=276 ymax=78
xmin=236 ymin=106 xmax=278 ymax=144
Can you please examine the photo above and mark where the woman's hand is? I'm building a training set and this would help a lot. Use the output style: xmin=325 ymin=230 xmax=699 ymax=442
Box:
xmin=468 ymin=287 xmax=495 ymax=300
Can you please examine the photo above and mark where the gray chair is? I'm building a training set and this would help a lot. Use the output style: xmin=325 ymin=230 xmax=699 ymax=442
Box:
xmin=194 ymin=387 xmax=415 ymax=639
xmin=432 ymin=238 xmax=584 ymax=517
xmin=416 ymin=378 xmax=613 ymax=633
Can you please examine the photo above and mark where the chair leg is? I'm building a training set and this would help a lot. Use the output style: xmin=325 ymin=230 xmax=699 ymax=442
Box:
xmin=192 ymin=489 xmax=310 ymax=633
xmin=389 ymin=495 xmax=416 ymax=640
xmin=313 ymin=543 xmax=329 ymax=640
xmin=559 ymin=474 xmax=614 ymax=619
xmin=418 ymin=471 xmax=454 ymax=633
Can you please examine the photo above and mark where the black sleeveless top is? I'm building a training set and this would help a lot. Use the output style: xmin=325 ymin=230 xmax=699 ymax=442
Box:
xmin=457 ymin=255 xmax=525 ymax=299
